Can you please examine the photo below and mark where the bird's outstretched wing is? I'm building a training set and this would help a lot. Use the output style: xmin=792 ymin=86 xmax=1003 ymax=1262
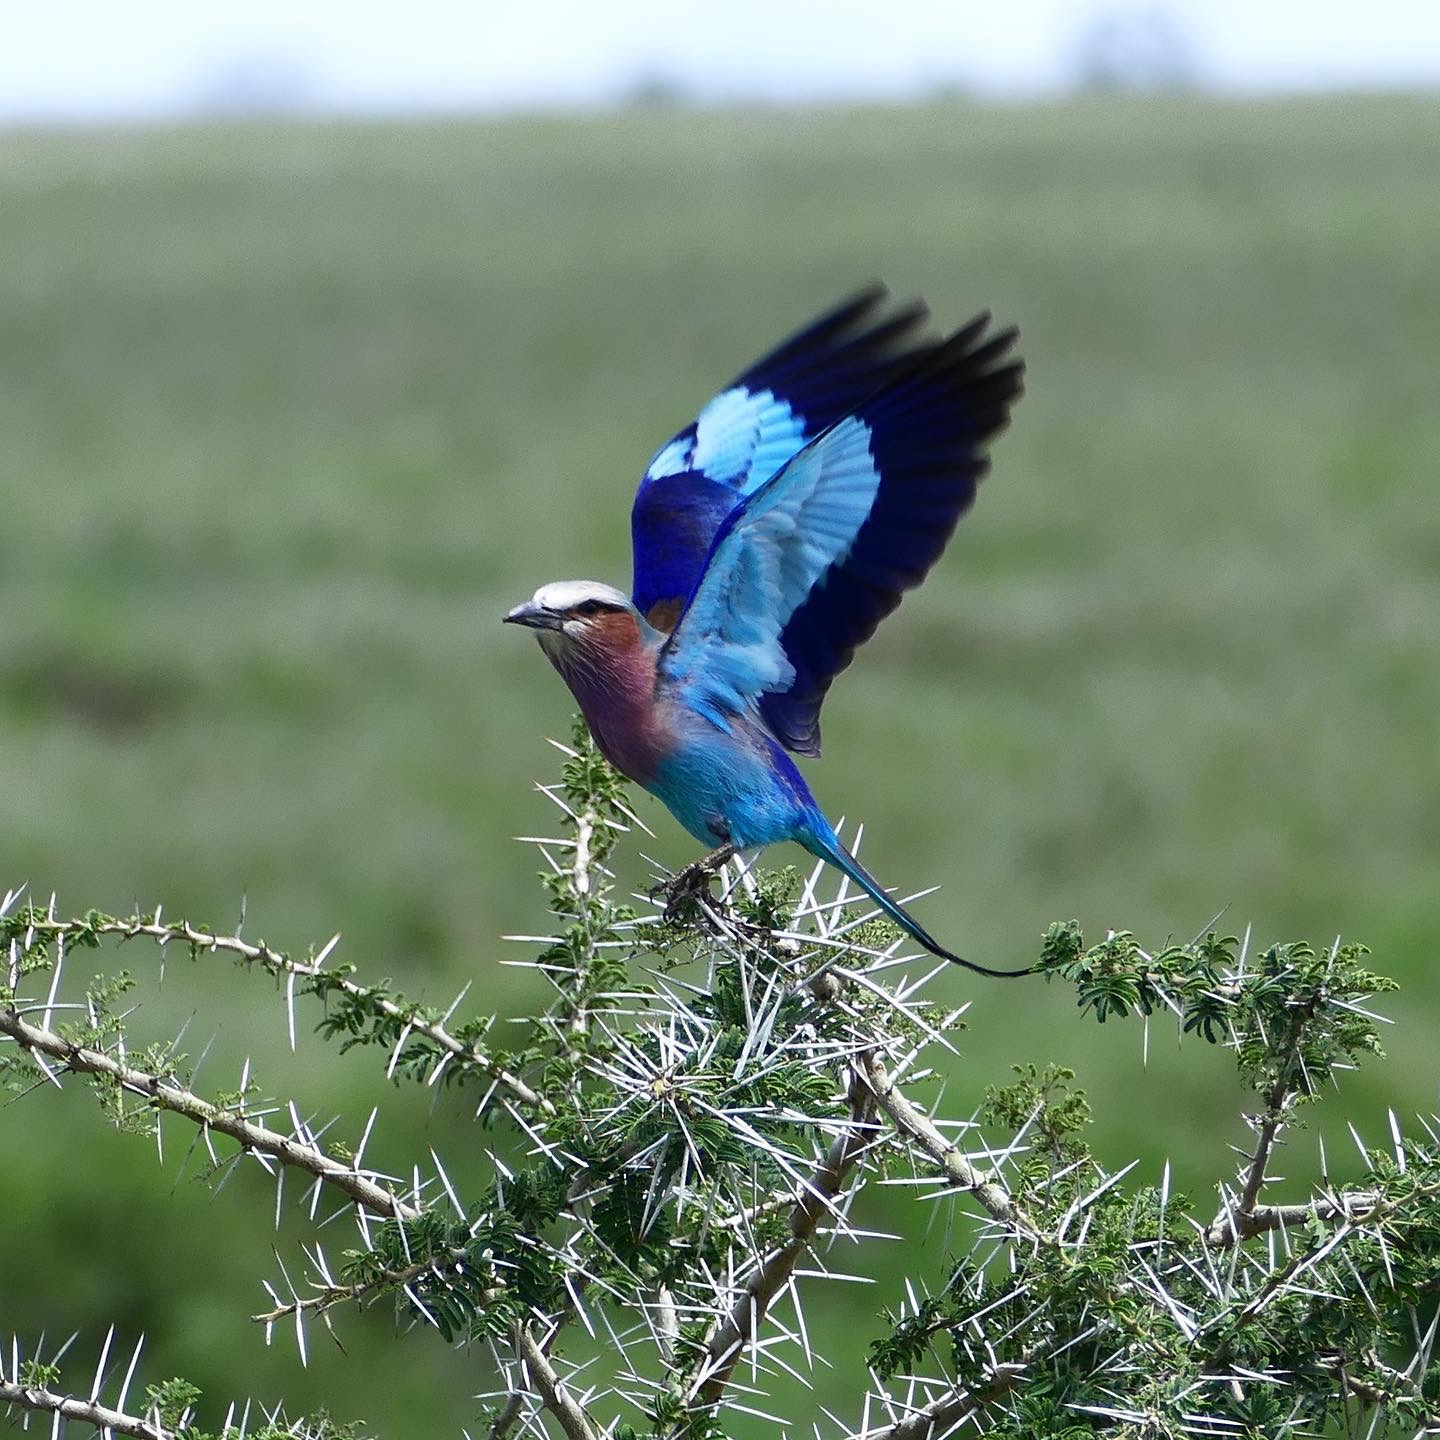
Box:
xmin=658 ymin=313 xmax=1022 ymax=756
xmin=630 ymin=285 xmax=939 ymax=631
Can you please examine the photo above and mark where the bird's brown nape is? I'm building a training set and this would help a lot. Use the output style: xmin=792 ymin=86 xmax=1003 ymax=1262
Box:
xmin=586 ymin=608 xmax=648 ymax=651
xmin=644 ymin=598 xmax=684 ymax=632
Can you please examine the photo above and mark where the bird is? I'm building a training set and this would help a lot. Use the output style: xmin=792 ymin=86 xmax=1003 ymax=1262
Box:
xmin=505 ymin=283 xmax=1033 ymax=978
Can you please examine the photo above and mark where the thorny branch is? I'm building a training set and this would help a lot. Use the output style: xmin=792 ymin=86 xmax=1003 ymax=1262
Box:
xmin=13 ymin=911 xmax=552 ymax=1115
xmin=0 ymin=1378 xmax=166 ymax=1440
xmin=513 ymin=1325 xmax=598 ymax=1440
xmin=485 ymin=1227 xmax=595 ymax=1439
xmin=862 ymin=1050 xmax=1038 ymax=1239
xmin=1209 ymin=997 xmax=1315 ymax=1245
xmin=0 ymin=1004 xmax=416 ymax=1220
xmin=689 ymin=1060 xmax=881 ymax=1412
xmin=564 ymin=796 xmax=599 ymax=1049
xmin=483 ymin=794 xmax=619 ymax=1440
xmin=252 ymin=1253 xmax=498 ymax=1324
xmin=1204 ymin=1188 xmax=1384 ymax=1247
xmin=3 ymin=727 xmax=1429 ymax=1440
xmin=1204 ymin=987 xmax=1378 ymax=1247
xmin=856 ymin=1361 xmax=1029 ymax=1440
xmin=486 ymin=1379 xmax=531 ymax=1440
xmin=1329 ymin=1349 xmax=1440 ymax=1421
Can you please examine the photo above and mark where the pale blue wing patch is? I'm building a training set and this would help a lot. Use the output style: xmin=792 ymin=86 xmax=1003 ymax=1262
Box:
xmin=631 ymin=287 xmax=940 ymax=627
xmin=691 ymin=387 xmax=807 ymax=492
xmin=635 ymin=390 xmax=813 ymax=619
xmin=659 ymin=417 xmax=880 ymax=727
xmin=644 ymin=434 xmax=695 ymax=482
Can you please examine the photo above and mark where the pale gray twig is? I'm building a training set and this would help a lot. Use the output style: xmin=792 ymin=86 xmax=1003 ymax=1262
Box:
xmin=1204 ymin=1189 xmax=1384 ymax=1247
xmin=513 ymin=1324 xmax=598 ymax=1440
xmin=11 ymin=913 xmax=551 ymax=1114
xmin=252 ymin=1253 xmax=498 ymax=1324
xmin=862 ymin=1051 xmax=1037 ymax=1239
xmin=0 ymin=1005 xmax=416 ymax=1221
xmin=852 ymin=1361 xmax=1028 ymax=1440
xmin=0 ymin=1377 xmax=167 ymax=1440
xmin=688 ymin=1061 xmax=879 ymax=1413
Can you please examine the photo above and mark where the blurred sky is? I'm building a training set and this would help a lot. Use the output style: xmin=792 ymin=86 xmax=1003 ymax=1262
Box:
xmin=4 ymin=0 xmax=1440 ymax=122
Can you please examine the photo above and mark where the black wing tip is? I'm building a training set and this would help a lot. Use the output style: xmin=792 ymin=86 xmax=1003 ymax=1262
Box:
xmin=933 ymin=315 xmax=1024 ymax=403
xmin=840 ymin=279 xmax=892 ymax=312
xmin=847 ymin=305 xmax=1023 ymax=403
xmin=785 ymin=281 xmax=898 ymax=345
xmin=753 ymin=292 xmax=1024 ymax=441
xmin=830 ymin=279 xmax=925 ymax=328
xmin=830 ymin=285 xmax=935 ymax=359
xmin=733 ymin=280 xmax=937 ymax=391
xmin=944 ymin=311 xmax=1022 ymax=368
xmin=848 ymin=309 xmax=1024 ymax=450
xmin=750 ymin=286 xmax=1020 ymax=384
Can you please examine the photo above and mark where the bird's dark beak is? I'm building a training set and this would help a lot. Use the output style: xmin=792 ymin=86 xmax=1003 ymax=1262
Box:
xmin=503 ymin=601 xmax=564 ymax=632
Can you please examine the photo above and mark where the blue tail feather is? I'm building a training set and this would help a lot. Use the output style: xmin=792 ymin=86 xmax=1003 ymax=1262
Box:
xmin=798 ymin=823 xmax=1036 ymax=980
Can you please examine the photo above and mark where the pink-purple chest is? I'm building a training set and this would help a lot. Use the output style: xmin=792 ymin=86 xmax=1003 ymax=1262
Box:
xmin=547 ymin=632 xmax=674 ymax=785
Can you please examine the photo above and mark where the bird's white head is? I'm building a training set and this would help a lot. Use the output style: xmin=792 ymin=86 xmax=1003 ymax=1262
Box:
xmin=503 ymin=580 xmax=643 ymax=663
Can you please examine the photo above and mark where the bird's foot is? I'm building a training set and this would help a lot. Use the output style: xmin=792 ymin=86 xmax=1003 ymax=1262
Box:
xmin=651 ymin=845 xmax=739 ymax=922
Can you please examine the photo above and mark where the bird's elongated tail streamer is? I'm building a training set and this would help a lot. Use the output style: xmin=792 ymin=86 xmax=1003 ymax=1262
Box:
xmin=801 ymin=827 xmax=1038 ymax=980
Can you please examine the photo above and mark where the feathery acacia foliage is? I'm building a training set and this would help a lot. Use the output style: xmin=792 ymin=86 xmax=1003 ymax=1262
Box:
xmin=2 ymin=720 xmax=1437 ymax=1439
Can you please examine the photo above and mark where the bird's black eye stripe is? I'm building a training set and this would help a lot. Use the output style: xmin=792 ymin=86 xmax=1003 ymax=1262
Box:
xmin=575 ymin=599 xmax=608 ymax=617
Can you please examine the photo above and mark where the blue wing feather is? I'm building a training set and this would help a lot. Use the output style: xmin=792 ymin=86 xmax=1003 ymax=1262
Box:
xmin=630 ymin=285 xmax=938 ymax=624
xmin=657 ymin=416 xmax=884 ymax=731
xmin=659 ymin=312 xmax=1023 ymax=755
xmin=627 ymin=471 xmax=736 ymax=627
xmin=760 ymin=318 xmax=1023 ymax=755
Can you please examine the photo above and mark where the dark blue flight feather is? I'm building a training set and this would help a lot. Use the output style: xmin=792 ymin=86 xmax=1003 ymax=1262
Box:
xmin=630 ymin=285 xmax=939 ymax=626
xmin=759 ymin=316 xmax=1023 ymax=756
xmin=656 ymin=308 xmax=1022 ymax=758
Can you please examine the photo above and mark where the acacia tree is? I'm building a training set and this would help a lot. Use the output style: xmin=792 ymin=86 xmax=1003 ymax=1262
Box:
xmin=2 ymin=723 xmax=1437 ymax=1439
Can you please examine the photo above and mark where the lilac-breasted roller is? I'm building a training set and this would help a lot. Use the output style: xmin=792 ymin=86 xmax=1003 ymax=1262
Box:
xmin=505 ymin=285 xmax=1032 ymax=978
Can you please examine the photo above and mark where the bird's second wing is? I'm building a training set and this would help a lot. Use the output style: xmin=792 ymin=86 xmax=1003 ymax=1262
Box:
xmin=658 ymin=314 xmax=1022 ymax=755
xmin=630 ymin=284 xmax=937 ymax=630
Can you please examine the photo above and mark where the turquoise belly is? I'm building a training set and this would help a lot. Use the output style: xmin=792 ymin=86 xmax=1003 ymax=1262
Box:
xmin=646 ymin=722 xmax=819 ymax=850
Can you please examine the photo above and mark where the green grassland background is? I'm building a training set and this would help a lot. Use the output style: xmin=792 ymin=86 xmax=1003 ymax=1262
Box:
xmin=2 ymin=96 xmax=1437 ymax=1436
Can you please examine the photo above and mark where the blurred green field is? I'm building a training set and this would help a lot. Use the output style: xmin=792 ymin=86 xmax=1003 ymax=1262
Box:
xmin=2 ymin=96 xmax=1437 ymax=1437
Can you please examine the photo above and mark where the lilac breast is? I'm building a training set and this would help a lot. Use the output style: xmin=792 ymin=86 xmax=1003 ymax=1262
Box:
xmin=549 ymin=644 xmax=671 ymax=786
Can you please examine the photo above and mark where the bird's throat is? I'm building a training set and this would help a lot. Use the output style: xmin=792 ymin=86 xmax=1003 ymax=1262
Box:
xmin=544 ymin=634 xmax=667 ymax=785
